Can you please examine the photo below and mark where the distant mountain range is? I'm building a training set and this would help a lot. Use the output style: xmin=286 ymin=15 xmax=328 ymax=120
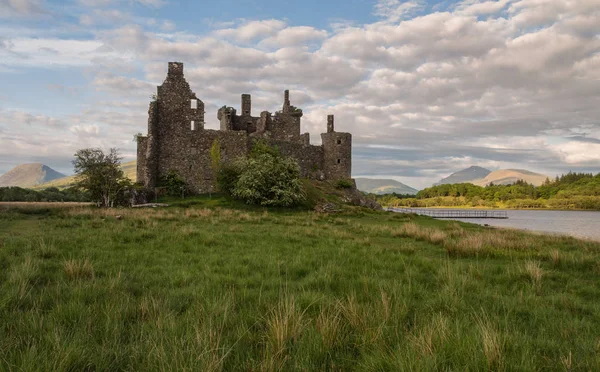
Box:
xmin=0 ymin=161 xmax=137 ymax=189
xmin=435 ymin=166 xmax=549 ymax=187
xmin=0 ymin=163 xmax=66 ymax=187
xmin=355 ymin=178 xmax=418 ymax=195
xmin=0 ymin=161 xmax=548 ymax=192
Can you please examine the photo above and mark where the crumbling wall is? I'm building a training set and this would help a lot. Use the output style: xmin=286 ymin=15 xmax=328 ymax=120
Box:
xmin=264 ymin=139 xmax=324 ymax=179
xmin=157 ymin=129 xmax=247 ymax=193
xmin=136 ymin=136 xmax=148 ymax=185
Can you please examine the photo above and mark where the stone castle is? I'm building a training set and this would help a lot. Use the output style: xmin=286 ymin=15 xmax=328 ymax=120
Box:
xmin=137 ymin=62 xmax=352 ymax=193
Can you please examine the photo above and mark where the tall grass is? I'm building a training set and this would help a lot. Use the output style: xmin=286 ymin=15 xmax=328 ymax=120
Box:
xmin=0 ymin=202 xmax=599 ymax=370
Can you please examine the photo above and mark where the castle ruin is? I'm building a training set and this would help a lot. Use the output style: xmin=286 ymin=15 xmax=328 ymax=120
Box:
xmin=136 ymin=62 xmax=352 ymax=193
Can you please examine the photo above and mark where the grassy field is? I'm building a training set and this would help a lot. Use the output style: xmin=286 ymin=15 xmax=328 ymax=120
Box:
xmin=1 ymin=199 xmax=600 ymax=370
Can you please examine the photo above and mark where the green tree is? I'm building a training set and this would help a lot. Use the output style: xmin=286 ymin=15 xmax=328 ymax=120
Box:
xmin=73 ymin=148 xmax=131 ymax=207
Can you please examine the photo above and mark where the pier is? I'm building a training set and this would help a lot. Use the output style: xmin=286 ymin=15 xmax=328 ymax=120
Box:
xmin=388 ymin=208 xmax=508 ymax=219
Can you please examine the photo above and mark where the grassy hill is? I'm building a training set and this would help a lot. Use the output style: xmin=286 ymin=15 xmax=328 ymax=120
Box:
xmin=435 ymin=166 xmax=491 ymax=185
xmin=435 ymin=167 xmax=548 ymax=187
xmin=33 ymin=160 xmax=137 ymax=189
xmin=1 ymin=201 xmax=599 ymax=369
xmin=474 ymin=169 xmax=548 ymax=187
xmin=0 ymin=163 xmax=66 ymax=187
xmin=355 ymin=177 xmax=418 ymax=195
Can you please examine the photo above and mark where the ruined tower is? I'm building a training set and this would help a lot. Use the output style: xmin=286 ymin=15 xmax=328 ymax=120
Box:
xmin=321 ymin=115 xmax=352 ymax=180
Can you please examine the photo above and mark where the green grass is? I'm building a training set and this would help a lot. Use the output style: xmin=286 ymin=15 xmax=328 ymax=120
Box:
xmin=1 ymin=201 xmax=600 ymax=370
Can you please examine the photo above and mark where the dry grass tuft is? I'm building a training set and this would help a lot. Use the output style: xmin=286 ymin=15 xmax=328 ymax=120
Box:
xmin=316 ymin=306 xmax=345 ymax=350
xmin=550 ymin=249 xmax=560 ymax=265
xmin=476 ymin=314 xmax=504 ymax=368
xmin=63 ymin=258 xmax=95 ymax=281
xmin=560 ymin=350 xmax=572 ymax=371
xmin=523 ymin=260 xmax=543 ymax=290
xmin=264 ymin=296 xmax=308 ymax=358
xmin=409 ymin=314 xmax=449 ymax=357
xmin=393 ymin=222 xmax=448 ymax=245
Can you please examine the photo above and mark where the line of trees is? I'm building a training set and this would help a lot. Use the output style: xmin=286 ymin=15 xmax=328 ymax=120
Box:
xmin=377 ymin=172 xmax=600 ymax=210
xmin=0 ymin=186 xmax=90 ymax=202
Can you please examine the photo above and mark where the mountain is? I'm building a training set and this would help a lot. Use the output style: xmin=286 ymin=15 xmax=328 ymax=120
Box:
xmin=435 ymin=166 xmax=491 ymax=185
xmin=33 ymin=160 xmax=137 ymax=189
xmin=355 ymin=178 xmax=418 ymax=195
xmin=0 ymin=163 xmax=66 ymax=187
xmin=473 ymin=169 xmax=548 ymax=187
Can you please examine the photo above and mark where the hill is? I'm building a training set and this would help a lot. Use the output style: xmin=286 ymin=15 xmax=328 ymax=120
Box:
xmin=355 ymin=178 xmax=418 ymax=195
xmin=435 ymin=166 xmax=491 ymax=185
xmin=0 ymin=164 xmax=66 ymax=187
xmin=33 ymin=160 xmax=137 ymax=189
xmin=473 ymin=169 xmax=548 ymax=186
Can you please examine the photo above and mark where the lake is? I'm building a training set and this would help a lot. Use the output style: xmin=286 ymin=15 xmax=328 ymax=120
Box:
xmin=394 ymin=208 xmax=600 ymax=241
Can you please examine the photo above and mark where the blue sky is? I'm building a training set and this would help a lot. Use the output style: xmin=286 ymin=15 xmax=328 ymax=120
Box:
xmin=1 ymin=0 xmax=599 ymax=189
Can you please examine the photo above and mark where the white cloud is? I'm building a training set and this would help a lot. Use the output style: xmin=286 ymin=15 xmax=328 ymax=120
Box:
xmin=259 ymin=26 xmax=328 ymax=48
xmin=552 ymin=142 xmax=600 ymax=164
xmin=214 ymin=19 xmax=287 ymax=43
xmin=373 ymin=0 xmax=425 ymax=23
xmin=456 ymin=0 xmax=511 ymax=16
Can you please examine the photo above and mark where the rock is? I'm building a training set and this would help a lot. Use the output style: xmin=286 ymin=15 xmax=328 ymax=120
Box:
xmin=314 ymin=203 xmax=341 ymax=213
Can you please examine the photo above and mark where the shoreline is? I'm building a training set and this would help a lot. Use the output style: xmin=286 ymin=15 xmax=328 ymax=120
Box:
xmin=384 ymin=205 xmax=600 ymax=212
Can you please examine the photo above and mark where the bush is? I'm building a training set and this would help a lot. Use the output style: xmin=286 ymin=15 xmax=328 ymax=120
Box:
xmin=217 ymin=161 xmax=244 ymax=195
xmin=230 ymin=153 xmax=305 ymax=207
xmin=159 ymin=170 xmax=188 ymax=197
xmin=336 ymin=179 xmax=354 ymax=189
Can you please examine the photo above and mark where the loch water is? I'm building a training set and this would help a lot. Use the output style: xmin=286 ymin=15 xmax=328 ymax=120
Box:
xmin=395 ymin=209 xmax=600 ymax=241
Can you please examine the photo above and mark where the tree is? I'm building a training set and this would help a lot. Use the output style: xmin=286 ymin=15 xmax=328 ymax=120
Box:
xmin=73 ymin=148 xmax=131 ymax=207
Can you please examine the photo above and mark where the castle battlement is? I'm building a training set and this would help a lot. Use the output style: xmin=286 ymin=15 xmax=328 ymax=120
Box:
xmin=137 ymin=62 xmax=352 ymax=193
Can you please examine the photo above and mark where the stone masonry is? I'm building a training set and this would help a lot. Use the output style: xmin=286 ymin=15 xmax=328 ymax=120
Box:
xmin=137 ymin=62 xmax=352 ymax=193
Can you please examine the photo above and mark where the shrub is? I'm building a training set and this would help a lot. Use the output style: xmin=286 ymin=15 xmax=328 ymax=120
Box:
xmin=250 ymin=139 xmax=280 ymax=158
xmin=336 ymin=179 xmax=354 ymax=189
xmin=159 ymin=170 xmax=188 ymax=197
xmin=231 ymin=153 xmax=305 ymax=207
xmin=216 ymin=161 xmax=244 ymax=195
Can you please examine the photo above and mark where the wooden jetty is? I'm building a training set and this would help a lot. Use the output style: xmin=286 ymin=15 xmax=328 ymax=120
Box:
xmin=388 ymin=207 xmax=508 ymax=219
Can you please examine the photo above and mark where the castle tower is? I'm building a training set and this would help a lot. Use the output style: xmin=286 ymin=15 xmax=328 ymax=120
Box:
xmin=321 ymin=115 xmax=352 ymax=180
xmin=282 ymin=90 xmax=291 ymax=113
xmin=241 ymin=94 xmax=251 ymax=116
xmin=138 ymin=62 xmax=205 ymax=188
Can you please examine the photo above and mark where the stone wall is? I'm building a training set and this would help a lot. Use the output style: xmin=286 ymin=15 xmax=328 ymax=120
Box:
xmin=265 ymin=139 xmax=324 ymax=178
xmin=136 ymin=136 xmax=148 ymax=185
xmin=157 ymin=129 xmax=247 ymax=193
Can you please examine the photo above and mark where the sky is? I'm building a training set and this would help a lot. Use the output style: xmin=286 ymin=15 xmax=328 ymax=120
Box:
xmin=1 ymin=0 xmax=599 ymax=189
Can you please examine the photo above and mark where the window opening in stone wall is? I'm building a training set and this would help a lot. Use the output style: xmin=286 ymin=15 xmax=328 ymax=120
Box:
xmin=191 ymin=99 xmax=197 ymax=109
xmin=337 ymin=159 xmax=341 ymax=164
xmin=191 ymin=121 xmax=195 ymax=130
xmin=337 ymin=139 xmax=342 ymax=144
